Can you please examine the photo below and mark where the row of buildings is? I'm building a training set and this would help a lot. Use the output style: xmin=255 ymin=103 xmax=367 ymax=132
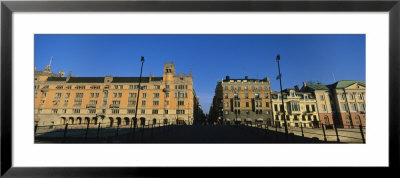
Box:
xmin=209 ymin=76 xmax=365 ymax=128
xmin=34 ymin=62 xmax=206 ymax=127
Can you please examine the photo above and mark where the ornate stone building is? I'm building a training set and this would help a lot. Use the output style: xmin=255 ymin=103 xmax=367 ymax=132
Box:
xmin=301 ymin=80 xmax=366 ymax=128
xmin=271 ymin=88 xmax=320 ymax=128
xmin=209 ymin=76 xmax=273 ymax=125
xmin=34 ymin=62 xmax=201 ymax=127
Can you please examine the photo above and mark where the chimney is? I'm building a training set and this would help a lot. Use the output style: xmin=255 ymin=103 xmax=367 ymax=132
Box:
xmin=245 ymin=76 xmax=248 ymax=80
xmin=303 ymin=82 xmax=307 ymax=87
xmin=226 ymin=76 xmax=230 ymax=80
xmin=294 ymin=85 xmax=300 ymax=91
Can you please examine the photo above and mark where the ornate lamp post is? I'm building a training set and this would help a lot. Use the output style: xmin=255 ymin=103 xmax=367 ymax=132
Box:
xmin=276 ymin=54 xmax=289 ymax=139
xmin=130 ymin=56 xmax=145 ymax=132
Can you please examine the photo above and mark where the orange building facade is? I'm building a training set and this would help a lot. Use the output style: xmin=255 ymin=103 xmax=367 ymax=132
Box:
xmin=34 ymin=62 xmax=198 ymax=127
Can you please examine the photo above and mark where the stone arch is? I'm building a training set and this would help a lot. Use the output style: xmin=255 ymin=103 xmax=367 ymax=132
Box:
xmin=140 ymin=117 xmax=146 ymax=126
xmin=124 ymin=117 xmax=130 ymax=126
xmin=60 ymin=117 xmax=66 ymax=125
xmin=153 ymin=118 xmax=157 ymax=125
xmin=109 ymin=117 xmax=114 ymax=127
xmin=68 ymin=117 xmax=74 ymax=125
xmin=163 ymin=118 xmax=168 ymax=125
xmin=76 ymin=117 xmax=82 ymax=125
xmin=133 ymin=117 xmax=138 ymax=127
xmin=84 ymin=117 xmax=90 ymax=124
xmin=116 ymin=117 xmax=122 ymax=126
xmin=91 ymin=117 xmax=97 ymax=125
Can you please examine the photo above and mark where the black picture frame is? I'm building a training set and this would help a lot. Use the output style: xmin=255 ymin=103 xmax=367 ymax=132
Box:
xmin=1 ymin=0 xmax=399 ymax=177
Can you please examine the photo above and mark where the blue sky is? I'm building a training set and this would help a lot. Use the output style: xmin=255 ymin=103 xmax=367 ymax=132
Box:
xmin=35 ymin=34 xmax=365 ymax=114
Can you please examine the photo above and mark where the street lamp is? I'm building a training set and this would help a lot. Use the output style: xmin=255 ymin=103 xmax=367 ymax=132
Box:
xmin=276 ymin=54 xmax=289 ymax=138
xmin=130 ymin=56 xmax=145 ymax=133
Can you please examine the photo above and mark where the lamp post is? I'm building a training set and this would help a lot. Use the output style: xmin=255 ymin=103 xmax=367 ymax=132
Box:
xmin=131 ymin=56 xmax=145 ymax=133
xmin=276 ymin=54 xmax=289 ymax=138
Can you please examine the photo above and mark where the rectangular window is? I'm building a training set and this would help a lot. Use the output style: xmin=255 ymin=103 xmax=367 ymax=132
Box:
xmin=165 ymin=93 xmax=169 ymax=98
xmin=359 ymin=103 xmax=365 ymax=111
xmin=246 ymin=102 xmax=249 ymax=107
xmin=128 ymin=100 xmax=136 ymax=106
xmin=259 ymin=86 xmax=262 ymax=91
xmin=62 ymin=109 xmax=67 ymax=113
xmin=234 ymin=93 xmax=238 ymax=99
xmin=231 ymin=86 xmax=234 ymax=90
xmin=320 ymin=95 xmax=324 ymax=100
xmin=129 ymin=93 xmax=137 ymax=98
xmin=265 ymin=93 xmax=268 ymax=98
xmin=88 ymin=109 xmax=96 ymax=114
xmin=129 ymin=85 xmax=134 ymax=89
xmin=142 ymin=100 xmax=146 ymax=106
xmin=74 ymin=100 xmax=82 ymax=106
xmin=141 ymin=109 xmax=145 ymax=114
xmin=165 ymin=100 xmax=169 ymax=105
xmin=128 ymin=109 xmax=135 ymax=114
xmin=89 ymin=100 xmax=97 ymax=105
xmin=75 ymin=93 xmax=83 ymax=98
xmin=152 ymin=109 xmax=159 ymax=114
xmin=112 ymin=109 xmax=119 ymax=114
xmin=142 ymin=93 xmax=147 ymax=98
xmin=54 ymin=93 xmax=62 ymax=98
xmin=224 ymin=86 xmax=228 ymax=90
xmin=153 ymin=93 xmax=160 ymax=98
xmin=178 ymin=101 xmax=185 ymax=106
xmin=73 ymin=109 xmax=80 ymax=113
xmin=51 ymin=109 xmax=58 ymax=114
xmin=274 ymin=104 xmax=278 ymax=111
xmin=164 ymin=110 xmax=168 ymax=114
xmin=245 ymin=86 xmax=248 ymax=90
xmin=225 ymin=102 xmax=229 ymax=107
xmin=154 ymin=85 xmax=160 ymax=89
xmin=358 ymin=93 xmax=364 ymax=100
xmin=351 ymin=103 xmax=357 ymax=111
xmin=112 ymin=100 xmax=120 ymax=105
xmin=90 ymin=93 xmax=100 ymax=98
xmin=238 ymin=86 xmax=241 ymax=90
xmin=255 ymin=93 xmax=259 ymax=99
xmin=265 ymin=102 xmax=269 ymax=107
xmin=245 ymin=93 xmax=249 ymax=98
xmin=322 ymin=104 xmax=327 ymax=111
xmin=225 ymin=94 xmax=228 ymax=98
xmin=166 ymin=85 xmax=170 ymax=89
xmin=153 ymin=101 xmax=159 ymax=106
xmin=176 ymin=110 xmax=185 ymax=114
xmin=312 ymin=105 xmax=315 ymax=111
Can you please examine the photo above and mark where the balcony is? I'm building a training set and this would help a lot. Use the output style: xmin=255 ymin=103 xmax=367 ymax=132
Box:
xmin=109 ymin=104 xmax=120 ymax=108
xmin=304 ymin=110 xmax=314 ymax=114
xmin=86 ymin=104 xmax=97 ymax=108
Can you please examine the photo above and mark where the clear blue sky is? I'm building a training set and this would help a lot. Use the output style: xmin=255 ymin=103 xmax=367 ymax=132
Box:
xmin=35 ymin=34 xmax=365 ymax=114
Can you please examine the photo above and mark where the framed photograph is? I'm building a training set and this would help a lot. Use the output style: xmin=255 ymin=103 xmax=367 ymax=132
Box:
xmin=1 ymin=0 xmax=399 ymax=177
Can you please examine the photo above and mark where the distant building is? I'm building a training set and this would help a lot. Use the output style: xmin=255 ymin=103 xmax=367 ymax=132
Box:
xmin=301 ymin=80 xmax=366 ymax=128
xmin=210 ymin=76 xmax=273 ymax=125
xmin=34 ymin=62 xmax=202 ymax=127
xmin=271 ymin=88 xmax=320 ymax=128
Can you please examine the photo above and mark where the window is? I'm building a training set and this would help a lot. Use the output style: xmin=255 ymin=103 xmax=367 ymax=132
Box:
xmin=308 ymin=115 xmax=312 ymax=121
xmin=128 ymin=109 xmax=135 ymax=114
xmin=358 ymin=93 xmax=364 ymax=100
xmin=129 ymin=85 xmax=134 ymax=89
xmin=351 ymin=103 xmax=357 ymax=111
xmin=128 ymin=101 xmax=136 ymax=106
xmin=350 ymin=94 xmax=354 ymax=100
xmin=255 ymin=93 xmax=259 ymax=99
xmin=102 ymin=109 xmax=106 ymax=114
xmin=178 ymin=101 xmax=185 ymax=105
xmin=142 ymin=93 xmax=146 ymax=98
xmin=322 ymin=104 xmax=327 ymax=111
xmin=165 ymin=100 xmax=169 ymax=105
xmin=359 ymin=103 xmax=366 ymax=111
xmin=224 ymin=94 xmax=228 ymax=98
xmin=341 ymin=94 xmax=346 ymax=100
xmin=225 ymin=102 xmax=229 ymax=107
xmin=142 ymin=100 xmax=146 ymax=106
xmin=234 ymin=93 xmax=238 ymax=99
xmin=225 ymin=111 xmax=229 ymax=115
xmin=265 ymin=93 xmax=268 ymax=98
xmin=251 ymin=86 xmax=255 ymax=90
xmin=73 ymin=109 xmax=80 ymax=113
xmin=65 ymin=93 xmax=70 ymax=98
xmin=74 ymin=100 xmax=82 ymax=106
xmin=112 ymin=109 xmax=119 ymax=114
xmin=306 ymin=105 xmax=310 ymax=112
xmin=90 ymin=93 xmax=99 ymax=98
xmin=176 ymin=85 xmax=187 ymax=89
xmin=153 ymin=93 xmax=160 ymax=98
xmin=152 ymin=109 xmax=159 ymax=114
xmin=312 ymin=105 xmax=315 ymax=111
xmin=274 ymin=104 xmax=278 ymax=111
xmin=238 ymin=86 xmax=241 ymax=90
xmin=166 ymin=85 xmax=170 ymax=89
xmin=76 ymin=93 xmax=84 ymax=98
xmin=246 ymin=102 xmax=249 ymax=107
xmin=129 ymin=93 xmax=137 ymax=98
xmin=112 ymin=100 xmax=120 ymax=105
xmin=90 ymin=85 xmax=100 ymax=89
xmin=164 ymin=110 xmax=168 ymax=114
xmin=54 ymin=93 xmax=62 ymax=99
xmin=231 ymin=86 xmax=234 ymax=91
xmin=245 ymin=93 xmax=249 ymax=98
xmin=62 ymin=109 xmax=67 ymax=113
xmin=88 ymin=109 xmax=96 ymax=114
xmin=153 ymin=101 xmax=159 ymax=105
xmin=342 ymin=103 xmax=349 ymax=112
xmin=141 ymin=109 xmax=145 ymax=114
xmin=265 ymin=102 xmax=269 ymax=107
xmin=89 ymin=100 xmax=97 ymax=105
xmin=259 ymin=86 xmax=262 ymax=91
xmin=244 ymin=86 xmax=248 ymax=90
xmin=154 ymin=85 xmax=160 ymax=89
xmin=177 ymin=110 xmax=185 ymax=114
xmin=165 ymin=93 xmax=169 ymax=98
xmin=75 ymin=85 xmax=85 ymax=89
xmin=224 ymin=86 xmax=228 ymax=90
xmin=51 ymin=109 xmax=58 ymax=114
xmin=290 ymin=102 xmax=300 ymax=111
xmin=275 ymin=115 xmax=279 ymax=120
xmin=320 ymin=95 xmax=324 ymax=100
xmin=64 ymin=100 xmax=69 ymax=106
xmin=313 ymin=115 xmax=317 ymax=121
xmin=264 ymin=86 xmax=268 ymax=90
xmin=302 ymin=115 xmax=306 ymax=121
